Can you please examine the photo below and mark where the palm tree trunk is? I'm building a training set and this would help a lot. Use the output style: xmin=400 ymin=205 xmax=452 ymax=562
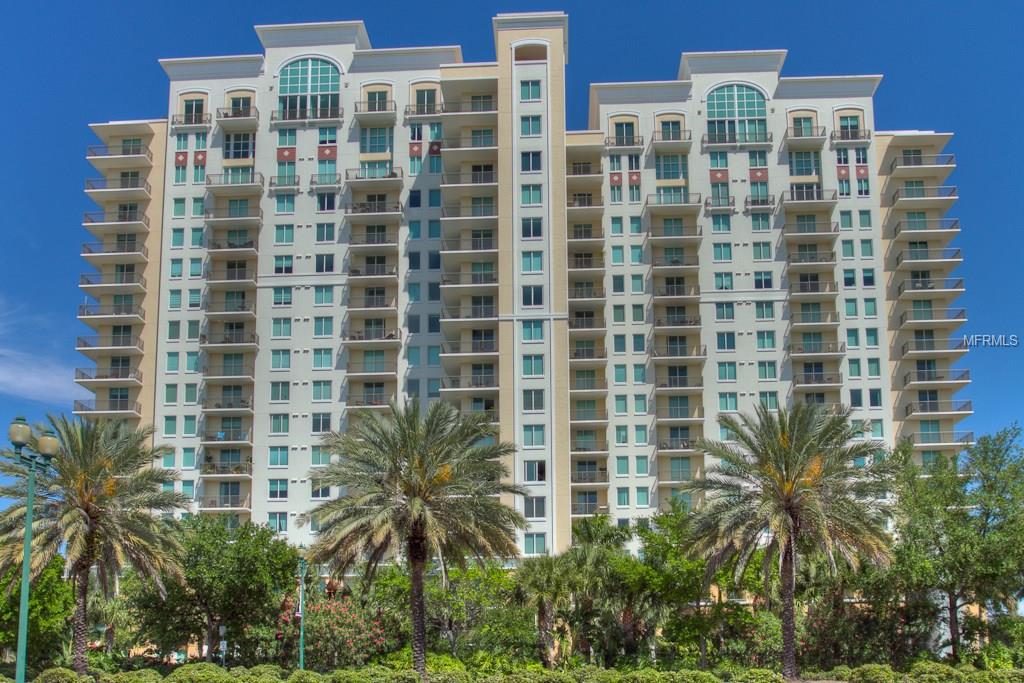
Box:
xmin=780 ymin=538 xmax=798 ymax=680
xmin=72 ymin=567 xmax=90 ymax=674
xmin=537 ymin=604 xmax=552 ymax=668
xmin=408 ymin=533 xmax=429 ymax=680
xmin=947 ymin=591 xmax=960 ymax=662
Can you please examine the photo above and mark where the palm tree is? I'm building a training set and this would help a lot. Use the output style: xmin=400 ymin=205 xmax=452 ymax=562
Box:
xmin=515 ymin=555 xmax=569 ymax=668
xmin=0 ymin=416 xmax=186 ymax=673
xmin=683 ymin=403 xmax=892 ymax=680
xmin=305 ymin=400 xmax=524 ymax=679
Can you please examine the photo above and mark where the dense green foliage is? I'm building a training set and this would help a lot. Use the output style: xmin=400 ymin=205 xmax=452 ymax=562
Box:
xmin=0 ymin=555 xmax=73 ymax=666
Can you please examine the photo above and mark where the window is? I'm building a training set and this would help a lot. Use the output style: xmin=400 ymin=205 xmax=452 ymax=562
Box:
xmin=524 ymin=533 xmax=546 ymax=556
xmin=718 ymin=362 xmax=737 ymax=381
xmin=269 ymin=479 xmax=288 ymax=500
xmin=713 ymin=243 xmax=732 ymax=261
xmin=864 ymin=298 xmax=877 ymax=317
xmin=521 ymin=115 xmax=541 ymax=136
xmin=523 ymin=389 xmax=544 ymax=411
xmin=760 ymin=391 xmax=779 ymax=410
xmin=860 ymin=240 xmax=874 ymax=257
xmin=756 ymin=331 xmax=776 ymax=350
xmin=270 ymin=414 xmax=289 ymax=434
xmin=274 ymin=224 xmax=294 ymax=245
xmin=523 ymin=425 xmax=545 ymax=447
xmin=271 ymin=349 xmax=291 ymax=370
xmin=522 ymin=285 xmax=543 ymax=306
xmin=714 ymin=273 xmax=733 ymax=290
xmin=524 ymin=496 xmax=546 ymax=519
xmin=524 ymin=460 xmax=547 ymax=482
xmin=521 ymin=251 xmax=543 ymax=272
xmin=521 ymin=184 xmax=542 ymax=205
xmin=753 ymin=242 xmax=772 ymax=260
xmin=754 ymin=271 xmax=773 ymax=289
xmin=859 ymin=210 xmax=873 ymax=228
xmin=755 ymin=302 xmax=774 ymax=320
xmin=719 ymin=392 xmax=739 ymax=412
xmin=312 ymin=412 xmax=331 ymax=433
xmin=520 ymin=80 xmax=541 ymax=101
xmin=751 ymin=213 xmax=770 ymax=232
xmin=273 ymin=287 xmax=292 ymax=306
xmin=758 ymin=361 xmax=777 ymax=380
xmin=312 ymin=348 xmax=333 ymax=369
xmin=523 ymin=354 xmax=544 ymax=376
xmin=857 ymin=178 xmax=870 ymax=197
xmin=849 ymin=359 xmax=862 ymax=378
xmin=717 ymin=332 xmax=736 ymax=351
xmin=521 ymin=151 xmax=542 ymax=172
xmin=314 ymin=286 xmax=333 ymax=305
xmin=709 ymin=151 xmax=728 ymax=169
xmin=312 ymin=380 xmax=332 ymax=401
xmin=715 ymin=303 xmax=735 ymax=321
xmin=521 ymin=217 xmax=542 ymax=238
xmin=172 ymin=198 xmax=185 ymax=217
xmin=268 ymin=512 xmax=287 ymax=533
xmin=522 ymin=320 xmax=544 ymax=341
xmin=315 ymin=254 xmax=335 ymax=273
xmin=269 ymin=447 xmax=289 ymax=468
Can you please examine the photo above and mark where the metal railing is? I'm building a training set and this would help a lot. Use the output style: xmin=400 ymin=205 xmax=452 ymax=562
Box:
xmin=901 ymin=338 xmax=969 ymax=356
xmin=899 ymin=308 xmax=967 ymax=325
xmin=348 ymin=394 xmax=393 ymax=407
xmin=216 ymin=106 xmax=258 ymax=121
xmin=206 ymin=173 xmax=264 ymax=188
xmin=745 ymin=195 xmax=775 ymax=209
xmin=783 ymin=188 xmax=838 ymax=203
xmin=205 ymin=207 xmax=262 ymax=220
xmin=652 ymin=130 xmax=693 ymax=143
xmin=569 ymin=347 xmax=608 ymax=360
xmin=438 ymin=100 xmax=498 ymax=113
xmin=570 ymin=226 xmax=604 ymax=240
xmin=897 ymin=278 xmax=965 ymax=295
xmin=348 ymin=264 xmax=397 ymax=277
xmin=201 ymin=429 xmax=251 ymax=442
xmin=568 ymin=257 xmax=604 ymax=269
xmin=310 ymin=173 xmax=344 ymax=187
xmin=441 ymin=238 xmax=497 ymax=251
xmin=79 ymin=272 xmax=146 ymax=287
xmin=903 ymin=368 xmax=971 ymax=386
xmin=568 ymin=317 xmax=606 ymax=330
xmin=893 ymin=218 xmax=961 ymax=235
xmin=86 ymin=144 xmax=152 ymax=160
xmin=658 ymin=438 xmax=694 ymax=451
xmin=908 ymin=431 xmax=974 ymax=445
xmin=655 ymin=406 xmax=703 ymax=420
xmin=905 ymin=400 xmax=973 ymax=417
xmin=350 ymin=231 xmax=398 ymax=246
xmin=76 ymin=335 xmax=143 ymax=350
xmin=74 ymin=367 xmax=142 ymax=382
xmin=889 ymin=154 xmax=956 ymax=172
xmin=570 ymin=440 xmax=608 ymax=452
xmin=785 ymin=126 xmax=826 ymax=140
xmin=790 ymin=281 xmax=838 ymax=295
xmin=571 ymin=502 xmax=607 ymax=515
xmin=201 ymin=365 xmax=256 ymax=378
xmin=896 ymin=248 xmax=962 ymax=265
xmin=341 ymin=328 xmax=401 ymax=342
xmin=345 ymin=168 xmax=403 ymax=181
xmin=344 ymin=201 xmax=402 ymax=214
xmin=645 ymin=193 xmax=702 ymax=207
xmin=441 ymin=171 xmax=497 ymax=184
xmin=78 ymin=304 xmax=145 ymax=318
xmin=442 ymin=340 xmax=498 ymax=354
xmin=74 ymin=399 xmax=141 ymax=413
xmin=570 ymin=407 xmax=608 ymax=421
xmin=604 ymin=135 xmax=644 ymax=147
xmin=651 ymin=345 xmax=707 ymax=359
xmin=442 ymin=306 xmax=497 ymax=320
xmin=83 ymin=211 xmax=149 ymax=226
xmin=171 ymin=113 xmax=212 ymax=126
xmin=649 ymin=225 xmax=702 ymax=238
xmin=208 ymin=239 xmax=256 ymax=251
xmin=443 ymin=375 xmax=499 ymax=389
xmin=347 ymin=362 xmax=398 ymax=374
xmin=269 ymin=175 xmax=299 ymax=189
xmin=791 ymin=311 xmax=839 ymax=324
xmin=830 ymin=129 xmax=872 ymax=142
xmin=567 ymin=162 xmax=602 ymax=176
xmin=654 ymin=315 xmax=701 ymax=327
xmin=441 ymin=205 xmax=498 ymax=218
xmin=348 ymin=295 xmax=395 ymax=309
xmin=203 ymin=300 xmax=255 ymax=314
xmin=199 ymin=332 xmax=258 ymax=345
xmin=793 ymin=373 xmax=843 ymax=385
xmin=705 ymin=196 xmax=735 ymax=209
xmin=85 ymin=177 xmax=151 ymax=192
xmin=441 ymin=136 xmax=497 ymax=149
xmin=891 ymin=186 xmax=958 ymax=202
xmin=353 ymin=100 xmax=397 ymax=113
xmin=783 ymin=222 xmax=839 ymax=236
xmin=199 ymin=495 xmax=251 ymax=509
xmin=570 ymin=471 xmax=609 ymax=484
xmin=567 ymin=196 xmax=598 ymax=208
xmin=201 ymin=397 xmax=253 ymax=410
xmin=789 ymin=342 xmax=845 ymax=354
xmin=440 ymin=273 xmax=498 ymax=286
xmin=653 ymin=255 xmax=700 ymax=267
xmin=200 ymin=462 xmax=254 ymax=475
xmin=569 ymin=286 xmax=606 ymax=299
xmin=82 ymin=241 xmax=148 ymax=257
xmin=206 ymin=268 xmax=256 ymax=282
xmin=654 ymin=376 xmax=703 ymax=389
xmin=787 ymin=251 xmax=836 ymax=265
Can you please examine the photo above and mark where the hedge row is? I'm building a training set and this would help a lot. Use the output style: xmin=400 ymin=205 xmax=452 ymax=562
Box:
xmin=27 ymin=662 xmax=1024 ymax=683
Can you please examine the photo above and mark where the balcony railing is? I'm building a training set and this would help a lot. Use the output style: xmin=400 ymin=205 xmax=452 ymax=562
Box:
xmin=171 ymin=113 xmax=212 ymax=126
xmin=203 ymin=300 xmax=255 ymax=315
xmin=344 ymin=168 xmax=403 ymax=181
xmin=903 ymin=368 xmax=971 ymax=386
xmin=605 ymin=135 xmax=644 ymax=147
xmin=897 ymin=278 xmax=965 ymax=295
xmin=443 ymin=375 xmax=498 ymax=389
xmin=76 ymin=335 xmax=143 ymax=350
xmin=568 ymin=256 xmax=604 ymax=269
xmin=85 ymin=177 xmax=151 ymax=193
xmin=791 ymin=311 xmax=839 ymax=324
xmin=783 ymin=222 xmax=839 ymax=237
xmin=783 ymin=188 xmax=838 ymax=203
xmin=787 ymin=251 xmax=836 ymax=265
xmin=440 ymin=272 xmax=498 ymax=286
xmin=652 ymin=255 xmax=700 ymax=267
xmin=348 ymin=394 xmax=393 ymax=407
xmin=649 ymin=225 xmax=702 ymax=238
xmin=793 ymin=373 xmax=843 ymax=385
xmin=654 ymin=315 xmax=701 ymax=327
xmin=269 ymin=175 xmax=300 ymax=189
xmin=441 ymin=171 xmax=497 ymax=185
xmin=652 ymin=130 xmax=693 ymax=143
xmin=830 ymin=129 xmax=872 ymax=142
xmin=571 ymin=502 xmax=607 ymax=515
xmin=895 ymin=248 xmax=962 ymax=266
xmin=889 ymin=154 xmax=956 ymax=172
xmin=654 ymin=375 xmax=703 ymax=389
xmin=341 ymin=328 xmax=401 ymax=342
xmin=310 ymin=173 xmax=343 ymax=187
xmin=438 ymin=100 xmax=498 ymax=113
xmin=908 ymin=431 xmax=974 ymax=446
xmin=83 ymin=211 xmax=149 ymax=227
xmin=745 ymin=195 xmax=775 ymax=209
xmin=569 ymin=317 xmax=606 ymax=330
xmin=899 ymin=308 xmax=967 ymax=325
xmin=571 ymin=377 xmax=608 ymax=391
xmin=785 ymin=126 xmax=826 ymax=140
xmin=658 ymin=438 xmax=694 ymax=451
xmin=705 ymin=196 xmax=735 ymax=210
xmin=789 ymin=342 xmax=846 ymax=354
xmin=645 ymin=193 xmax=702 ymax=208
xmin=905 ymin=400 xmax=973 ymax=417
xmin=86 ymin=144 xmax=152 ymax=161
xmin=790 ymin=281 xmax=838 ymax=295
xmin=571 ymin=439 xmax=608 ymax=452
xmin=353 ymin=100 xmax=397 ymax=113
xmin=702 ymin=131 xmax=772 ymax=145
xmin=443 ymin=340 xmax=498 ymax=354
xmin=570 ymin=407 xmax=608 ymax=421
xmin=206 ymin=173 xmax=264 ymax=188
xmin=443 ymin=306 xmax=497 ymax=319
xmin=81 ymin=242 xmax=148 ymax=257
xmin=441 ymin=237 xmax=497 ymax=251
xmin=216 ymin=106 xmax=258 ymax=121
xmin=202 ymin=429 xmax=251 ymax=442
xmin=890 ymin=186 xmax=958 ymax=202
xmin=79 ymin=272 xmax=146 ymax=287
xmin=348 ymin=264 xmax=397 ymax=277
xmin=349 ymin=295 xmax=395 ymax=309
xmin=350 ymin=231 xmax=398 ymax=246
xmin=571 ymin=470 xmax=609 ymax=484
xmin=570 ymin=347 xmax=607 ymax=360
xmin=270 ymin=107 xmax=343 ymax=122
xmin=403 ymin=104 xmax=442 ymax=116
xmin=893 ymin=218 xmax=961 ymax=235
xmin=205 ymin=207 xmax=262 ymax=220
xmin=74 ymin=367 xmax=142 ymax=382
xmin=901 ymin=338 xmax=969 ymax=356
xmin=569 ymin=286 xmax=606 ymax=299
xmin=74 ymin=399 xmax=141 ymax=413
xmin=344 ymin=201 xmax=402 ymax=214
xmin=206 ymin=268 xmax=255 ymax=282
xmin=656 ymin=406 xmax=704 ymax=420
xmin=199 ymin=332 xmax=258 ymax=345
xmin=441 ymin=205 xmax=498 ymax=218
xmin=651 ymin=345 xmax=707 ymax=359
xmin=200 ymin=462 xmax=254 ymax=475
xmin=442 ymin=136 xmax=497 ymax=149
xmin=199 ymin=495 xmax=250 ymax=509
xmin=78 ymin=304 xmax=145 ymax=318
xmin=568 ymin=196 xmax=598 ymax=208
xmin=208 ymin=239 xmax=257 ymax=251
xmin=347 ymin=361 xmax=398 ymax=374
xmin=201 ymin=365 xmax=256 ymax=378
xmin=570 ymin=226 xmax=604 ymax=240
xmin=201 ymin=397 xmax=253 ymax=410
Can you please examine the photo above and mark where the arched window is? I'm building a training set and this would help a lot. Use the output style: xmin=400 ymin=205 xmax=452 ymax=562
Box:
xmin=706 ymin=84 xmax=767 ymax=144
xmin=277 ymin=58 xmax=341 ymax=120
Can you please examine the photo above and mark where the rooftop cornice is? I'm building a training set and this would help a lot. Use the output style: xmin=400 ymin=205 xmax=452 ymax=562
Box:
xmin=678 ymin=50 xmax=788 ymax=79
xmin=160 ymin=55 xmax=264 ymax=80
xmin=254 ymin=20 xmax=370 ymax=50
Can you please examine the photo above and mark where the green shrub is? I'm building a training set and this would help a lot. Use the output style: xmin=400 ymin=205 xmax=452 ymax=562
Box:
xmin=909 ymin=661 xmax=969 ymax=683
xmin=427 ymin=673 xmax=473 ymax=683
xmin=848 ymin=664 xmax=900 ymax=683
xmin=164 ymin=663 xmax=235 ymax=683
xmin=34 ymin=669 xmax=84 ymax=683
xmin=731 ymin=670 xmax=783 ymax=683
xmin=711 ymin=663 xmax=744 ymax=682
xmin=326 ymin=672 xmax=371 ymax=683
xmin=667 ymin=672 xmax=721 ymax=683
xmin=111 ymin=671 xmax=163 ymax=683
xmin=248 ymin=667 xmax=287 ymax=681
xmin=827 ymin=666 xmax=853 ymax=681
xmin=285 ymin=672 xmax=322 ymax=683
xmin=978 ymin=644 xmax=1017 ymax=672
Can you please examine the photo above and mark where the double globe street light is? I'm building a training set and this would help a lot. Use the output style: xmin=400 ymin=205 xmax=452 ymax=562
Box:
xmin=9 ymin=417 xmax=60 ymax=683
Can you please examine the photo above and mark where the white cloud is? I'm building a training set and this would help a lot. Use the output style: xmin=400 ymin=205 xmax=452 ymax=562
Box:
xmin=0 ymin=347 xmax=90 ymax=407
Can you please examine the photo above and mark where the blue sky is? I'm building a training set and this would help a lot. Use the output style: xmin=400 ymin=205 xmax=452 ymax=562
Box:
xmin=0 ymin=0 xmax=1021 ymax=440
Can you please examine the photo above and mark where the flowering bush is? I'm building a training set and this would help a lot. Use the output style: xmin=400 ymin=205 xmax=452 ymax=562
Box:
xmin=302 ymin=595 xmax=387 ymax=671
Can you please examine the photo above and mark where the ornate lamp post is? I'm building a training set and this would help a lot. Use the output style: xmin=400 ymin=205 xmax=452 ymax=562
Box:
xmin=9 ymin=417 xmax=59 ymax=683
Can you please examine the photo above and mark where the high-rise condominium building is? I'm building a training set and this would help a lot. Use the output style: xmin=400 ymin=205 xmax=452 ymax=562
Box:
xmin=75 ymin=12 xmax=972 ymax=554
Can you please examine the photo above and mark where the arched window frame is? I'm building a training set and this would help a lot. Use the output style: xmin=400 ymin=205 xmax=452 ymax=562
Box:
xmin=277 ymin=57 xmax=342 ymax=120
xmin=706 ymin=84 xmax=768 ymax=144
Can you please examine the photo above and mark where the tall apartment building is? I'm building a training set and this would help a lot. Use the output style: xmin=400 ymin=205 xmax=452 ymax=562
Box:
xmin=75 ymin=12 xmax=972 ymax=555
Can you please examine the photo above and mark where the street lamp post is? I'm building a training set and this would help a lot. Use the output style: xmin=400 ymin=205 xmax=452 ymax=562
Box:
xmin=296 ymin=548 xmax=308 ymax=670
xmin=9 ymin=417 xmax=59 ymax=683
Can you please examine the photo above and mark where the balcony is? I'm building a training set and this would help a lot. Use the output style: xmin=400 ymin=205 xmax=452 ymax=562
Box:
xmin=903 ymin=368 xmax=971 ymax=390
xmin=79 ymin=272 xmax=146 ymax=294
xmin=744 ymin=195 xmax=776 ymax=211
xmin=205 ymin=267 xmax=256 ymax=288
xmin=347 ymin=361 xmax=399 ymax=379
xmin=644 ymin=193 xmax=702 ymax=216
xmin=204 ymin=207 xmax=262 ymax=226
xmin=568 ymin=317 xmax=606 ymax=336
xmin=340 ymin=328 xmax=402 ymax=347
xmin=652 ymin=254 xmax=699 ymax=271
xmin=441 ymin=135 xmax=498 ymax=161
xmin=347 ymin=294 xmax=398 ymax=314
xmin=77 ymin=304 xmax=144 ymax=324
xmin=830 ymin=129 xmax=872 ymax=144
xmin=84 ymin=176 xmax=151 ymax=202
xmin=653 ymin=314 xmax=701 ymax=330
xmin=86 ymin=144 xmax=152 ymax=170
xmin=216 ymin=106 xmax=259 ymax=131
xmin=347 ymin=393 xmax=394 ymax=410
xmin=437 ymin=100 xmax=498 ymax=126
xmin=203 ymin=300 xmax=256 ymax=319
xmin=567 ymin=255 xmax=604 ymax=272
xmin=441 ymin=375 xmax=499 ymax=392
xmin=790 ymin=281 xmax=839 ymax=299
xmin=440 ymin=205 xmax=498 ymax=228
xmin=571 ymin=438 xmax=609 ymax=454
xmin=75 ymin=335 xmax=144 ymax=356
xmin=352 ymin=100 xmax=398 ymax=124
xmin=440 ymin=305 xmax=498 ymax=323
xmin=344 ymin=167 xmax=403 ymax=190
xmin=268 ymin=175 xmax=300 ymax=194
xmin=81 ymin=241 xmax=148 ymax=264
xmin=783 ymin=222 xmax=839 ymax=242
xmin=701 ymin=131 xmax=772 ymax=148
xmin=704 ymin=195 xmax=736 ymax=213
xmin=897 ymin=278 xmax=965 ymax=299
xmin=200 ymin=428 xmax=252 ymax=446
xmin=82 ymin=210 xmax=149 ymax=234
xmin=790 ymin=310 xmax=840 ymax=329
xmin=460 ymin=409 xmax=498 ymax=423
xmin=604 ymin=135 xmax=644 ymax=149
xmin=793 ymin=373 xmax=844 ymax=389
xmin=199 ymin=331 xmax=259 ymax=349
xmin=899 ymin=307 xmax=967 ymax=328
xmin=649 ymin=225 xmax=702 ymax=241
xmin=269 ymin=106 xmax=343 ymax=126
xmin=440 ymin=172 xmax=498 ymax=199
xmin=655 ymin=406 xmax=704 ymax=423
xmin=651 ymin=130 xmax=693 ymax=151
xmin=567 ymin=195 xmax=604 ymax=219
xmin=787 ymin=251 xmax=837 ymax=270
xmin=200 ymin=396 xmax=254 ymax=415
xmin=206 ymin=172 xmax=264 ymax=196
xmin=440 ymin=273 xmax=499 ymax=291
xmin=198 ymin=495 xmax=251 ymax=512
xmin=651 ymin=344 xmax=707 ymax=362
xmin=72 ymin=399 xmax=142 ymax=417
xmin=888 ymin=154 xmax=956 ymax=181
xmin=441 ymin=236 xmax=498 ymax=254
xmin=654 ymin=375 xmax=703 ymax=394
xmin=789 ymin=341 xmax=846 ymax=358
xmin=781 ymin=188 xmax=838 ymax=210
xmin=890 ymin=186 xmax=958 ymax=211
xmin=309 ymin=173 xmax=343 ymax=192
xmin=570 ymin=376 xmax=608 ymax=394
xmin=566 ymin=163 xmax=603 ymax=189
xmin=440 ymin=341 xmax=498 ymax=367
xmin=571 ymin=502 xmax=609 ymax=517
xmin=347 ymin=264 xmax=398 ymax=283
xmin=570 ymin=407 xmax=608 ymax=424
xmin=207 ymin=238 xmax=258 ymax=258
xmin=653 ymin=284 xmax=700 ymax=301
xmin=893 ymin=218 xmax=961 ymax=240
xmin=895 ymin=248 xmax=963 ymax=270
xmin=570 ymin=470 xmax=610 ymax=485
xmin=170 ymin=112 xmax=212 ymax=131
xmin=904 ymin=400 xmax=974 ymax=419
xmin=568 ymin=285 xmax=606 ymax=303
xmin=569 ymin=346 xmax=608 ymax=366
xmin=900 ymin=337 xmax=969 ymax=359
xmin=907 ymin=431 xmax=975 ymax=450
xmin=199 ymin=461 xmax=253 ymax=479
xmin=657 ymin=437 xmax=696 ymax=453
xmin=783 ymin=126 xmax=827 ymax=149
xmin=403 ymin=103 xmax=442 ymax=118
xmin=201 ymin=364 xmax=256 ymax=383
xmin=349 ymin=229 xmax=399 ymax=249
xmin=74 ymin=366 xmax=143 ymax=387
